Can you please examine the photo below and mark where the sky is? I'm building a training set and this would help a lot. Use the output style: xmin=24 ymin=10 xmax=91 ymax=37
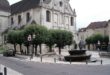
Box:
xmin=8 ymin=0 xmax=110 ymax=29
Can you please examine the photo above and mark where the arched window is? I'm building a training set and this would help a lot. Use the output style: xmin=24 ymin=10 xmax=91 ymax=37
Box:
xmin=26 ymin=12 xmax=30 ymax=22
xmin=18 ymin=15 xmax=21 ymax=24
xmin=59 ymin=1 xmax=63 ymax=7
xmin=71 ymin=17 xmax=73 ymax=26
xmin=11 ymin=17 xmax=14 ymax=25
xmin=46 ymin=10 xmax=51 ymax=22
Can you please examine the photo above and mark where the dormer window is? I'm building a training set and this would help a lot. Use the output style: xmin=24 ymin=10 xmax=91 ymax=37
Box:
xmin=59 ymin=1 xmax=63 ymax=7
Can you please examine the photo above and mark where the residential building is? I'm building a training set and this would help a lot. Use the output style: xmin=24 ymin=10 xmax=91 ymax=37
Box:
xmin=78 ymin=21 xmax=109 ymax=42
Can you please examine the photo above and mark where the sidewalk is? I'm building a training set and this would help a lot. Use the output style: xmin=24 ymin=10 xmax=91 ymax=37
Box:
xmin=15 ymin=51 xmax=110 ymax=65
xmin=0 ymin=64 xmax=23 ymax=75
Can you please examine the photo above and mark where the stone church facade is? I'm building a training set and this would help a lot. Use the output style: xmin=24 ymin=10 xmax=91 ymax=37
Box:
xmin=0 ymin=0 xmax=77 ymax=52
xmin=0 ymin=0 xmax=10 ymax=45
xmin=9 ymin=0 xmax=76 ymax=36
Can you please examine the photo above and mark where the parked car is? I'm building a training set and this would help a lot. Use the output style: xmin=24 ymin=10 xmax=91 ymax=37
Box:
xmin=3 ymin=49 xmax=15 ymax=57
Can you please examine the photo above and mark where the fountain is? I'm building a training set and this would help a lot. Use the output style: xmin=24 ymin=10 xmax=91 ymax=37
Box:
xmin=64 ymin=49 xmax=91 ymax=62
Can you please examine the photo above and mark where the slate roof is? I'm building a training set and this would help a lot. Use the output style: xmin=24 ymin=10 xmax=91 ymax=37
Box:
xmin=87 ymin=21 xmax=108 ymax=29
xmin=78 ymin=28 xmax=87 ymax=32
xmin=0 ymin=0 xmax=10 ymax=12
xmin=11 ymin=0 xmax=40 ymax=15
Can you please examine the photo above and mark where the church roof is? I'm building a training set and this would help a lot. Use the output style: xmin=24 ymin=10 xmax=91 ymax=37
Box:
xmin=87 ymin=21 xmax=108 ymax=29
xmin=0 ymin=0 xmax=10 ymax=12
xmin=11 ymin=0 xmax=40 ymax=15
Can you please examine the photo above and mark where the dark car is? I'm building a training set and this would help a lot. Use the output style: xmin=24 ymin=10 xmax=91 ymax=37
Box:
xmin=3 ymin=49 xmax=15 ymax=57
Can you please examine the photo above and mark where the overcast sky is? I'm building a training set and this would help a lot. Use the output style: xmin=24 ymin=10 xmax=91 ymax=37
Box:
xmin=8 ymin=0 xmax=110 ymax=29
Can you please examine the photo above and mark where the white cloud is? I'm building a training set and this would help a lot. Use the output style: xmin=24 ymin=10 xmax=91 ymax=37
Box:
xmin=70 ymin=0 xmax=110 ymax=29
xmin=8 ymin=0 xmax=21 ymax=5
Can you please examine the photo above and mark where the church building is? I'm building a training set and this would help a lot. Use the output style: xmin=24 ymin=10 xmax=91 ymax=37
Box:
xmin=9 ymin=0 xmax=76 ymax=35
xmin=0 ymin=0 xmax=10 ymax=45
xmin=0 ymin=0 xmax=77 ymax=46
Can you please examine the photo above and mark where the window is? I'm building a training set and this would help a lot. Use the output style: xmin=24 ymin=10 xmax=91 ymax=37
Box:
xmin=59 ymin=1 xmax=63 ymax=7
xmin=65 ymin=16 xmax=69 ymax=25
xmin=71 ymin=17 xmax=73 ymax=26
xmin=18 ymin=15 xmax=21 ymax=24
xmin=26 ymin=12 xmax=30 ymax=22
xmin=46 ymin=10 xmax=51 ymax=22
xmin=54 ymin=13 xmax=58 ymax=24
xmin=11 ymin=17 xmax=14 ymax=25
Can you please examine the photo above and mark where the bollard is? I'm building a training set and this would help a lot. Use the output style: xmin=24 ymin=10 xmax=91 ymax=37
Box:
xmin=101 ymin=60 xmax=103 ymax=65
xmin=70 ymin=60 xmax=72 ymax=64
xmin=86 ymin=60 xmax=88 ymax=64
xmin=0 ymin=72 xmax=3 ymax=75
xmin=40 ymin=56 xmax=42 ymax=62
xmin=54 ymin=58 xmax=56 ymax=63
xmin=4 ymin=67 xmax=7 ymax=75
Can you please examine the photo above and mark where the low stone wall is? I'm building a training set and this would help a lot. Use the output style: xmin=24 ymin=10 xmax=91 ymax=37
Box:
xmin=0 ymin=64 xmax=23 ymax=75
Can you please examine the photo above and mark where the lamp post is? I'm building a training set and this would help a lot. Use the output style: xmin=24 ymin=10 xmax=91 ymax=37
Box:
xmin=97 ymin=40 xmax=101 ymax=55
xmin=27 ymin=34 xmax=36 ymax=60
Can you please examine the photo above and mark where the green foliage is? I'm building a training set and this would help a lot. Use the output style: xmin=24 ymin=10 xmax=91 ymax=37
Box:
xmin=7 ymin=30 xmax=17 ymax=44
xmin=6 ymin=24 xmax=74 ymax=54
xmin=85 ymin=37 xmax=91 ymax=44
xmin=92 ymin=34 xmax=103 ymax=44
xmin=24 ymin=24 xmax=48 ymax=44
xmin=86 ymin=34 xmax=109 ymax=45
xmin=53 ymin=30 xmax=73 ymax=54
xmin=16 ymin=30 xmax=24 ymax=45
xmin=103 ymin=35 xmax=109 ymax=44
xmin=45 ymin=30 xmax=55 ymax=52
xmin=23 ymin=24 xmax=48 ymax=54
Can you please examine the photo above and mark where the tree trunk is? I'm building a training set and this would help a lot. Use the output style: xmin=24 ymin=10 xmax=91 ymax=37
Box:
xmin=32 ymin=44 xmax=34 ymax=55
xmin=14 ymin=44 xmax=16 ymax=54
xmin=27 ymin=46 xmax=29 ymax=55
xmin=20 ymin=44 xmax=23 ymax=54
xmin=88 ymin=44 xmax=90 ymax=50
xmin=35 ymin=45 xmax=38 ymax=56
xmin=39 ymin=44 xmax=42 ymax=54
xmin=49 ymin=46 xmax=52 ymax=52
xmin=59 ymin=47 xmax=61 ymax=55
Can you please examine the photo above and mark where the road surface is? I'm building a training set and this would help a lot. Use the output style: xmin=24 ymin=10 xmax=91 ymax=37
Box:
xmin=0 ymin=55 xmax=110 ymax=75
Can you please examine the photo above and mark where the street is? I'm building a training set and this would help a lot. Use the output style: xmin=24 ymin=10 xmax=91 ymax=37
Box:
xmin=0 ymin=55 xmax=110 ymax=75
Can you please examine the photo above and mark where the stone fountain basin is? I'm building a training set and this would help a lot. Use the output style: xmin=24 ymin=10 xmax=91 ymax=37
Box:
xmin=64 ymin=55 xmax=91 ymax=62
xmin=69 ymin=50 xmax=86 ymax=55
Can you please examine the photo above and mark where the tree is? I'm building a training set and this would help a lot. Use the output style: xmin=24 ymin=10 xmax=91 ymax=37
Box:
xmin=7 ymin=30 xmax=18 ymax=53
xmin=103 ymin=35 xmax=109 ymax=45
xmin=23 ymin=24 xmax=38 ymax=55
xmin=86 ymin=36 xmax=92 ymax=50
xmin=53 ymin=30 xmax=73 ymax=55
xmin=16 ymin=30 xmax=24 ymax=54
xmin=45 ymin=30 xmax=55 ymax=52
xmin=92 ymin=34 xmax=103 ymax=44
xmin=23 ymin=24 xmax=48 ymax=54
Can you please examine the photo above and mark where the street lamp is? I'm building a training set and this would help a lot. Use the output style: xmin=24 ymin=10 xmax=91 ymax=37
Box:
xmin=27 ymin=34 xmax=36 ymax=60
xmin=97 ymin=40 xmax=101 ymax=55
